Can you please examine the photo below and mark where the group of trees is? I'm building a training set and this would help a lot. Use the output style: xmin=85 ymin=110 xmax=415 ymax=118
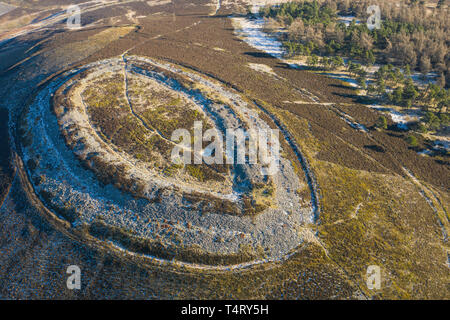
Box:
xmin=364 ymin=63 xmax=450 ymax=112
xmin=261 ymin=0 xmax=450 ymax=89
xmin=373 ymin=112 xmax=449 ymax=136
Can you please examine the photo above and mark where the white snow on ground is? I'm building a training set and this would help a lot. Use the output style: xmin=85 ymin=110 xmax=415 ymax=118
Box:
xmin=339 ymin=113 xmax=368 ymax=132
xmin=327 ymin=104 xmax=369 ymax=133
xmin=417 ymin=133 xmax=449 ymax=157
xmin=284 ymin=58 xmax=307 ymax=69
xmin=146 ymin=0 xmax=171 ymax=7
xmin=0 ymin=0 xmax=141 ymax=45
xmin=232 ymin=8 xmax=370 ymax=135
xmin=337 ymin=15 xmax=361 ymax=26
xmin=369 ymin=105 xmax=421 ymax=130
xmin=241 ymin=0 xmax=292 ymax=14
xmin=418 ymin=149 xmax=433 ymax=156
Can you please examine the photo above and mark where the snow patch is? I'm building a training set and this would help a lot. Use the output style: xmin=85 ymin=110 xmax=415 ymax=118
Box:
xmin=146 ymin=0 xmax=171 ymax=7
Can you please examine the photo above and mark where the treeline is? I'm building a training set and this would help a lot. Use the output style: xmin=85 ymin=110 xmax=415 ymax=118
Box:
xmin=260 ymin=0 xmax=449 ymax=89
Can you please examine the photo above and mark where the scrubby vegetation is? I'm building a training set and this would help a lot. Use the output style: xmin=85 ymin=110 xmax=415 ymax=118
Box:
xmin=315 ymin=161 xmax=449 ymax=298
xmin=82 ymin=76 xmax=173 ymax=165
xmin=419 ymin=111 xmax=449 ymax=133
xmin=261 ymin=1 xmax=449 ymax=94
xmin=89 ymin=219 xmax=263 ymax=266
xmin=262 ymin=0 xmax=449 ymax=85
xmin=260 ymin=0 xmax=449 ymax=144
xmin=185 ymin=164 xmax=226 ymax=182
xmin=8 ymin=0 xmax=448 ymax=299
xmin=0 ymin=108 xmax=13 ymax=205
xmin=39 ymin=190 xmax=80 ymax=224
xmin=78 ymin=70 xmax=230 ymax=188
